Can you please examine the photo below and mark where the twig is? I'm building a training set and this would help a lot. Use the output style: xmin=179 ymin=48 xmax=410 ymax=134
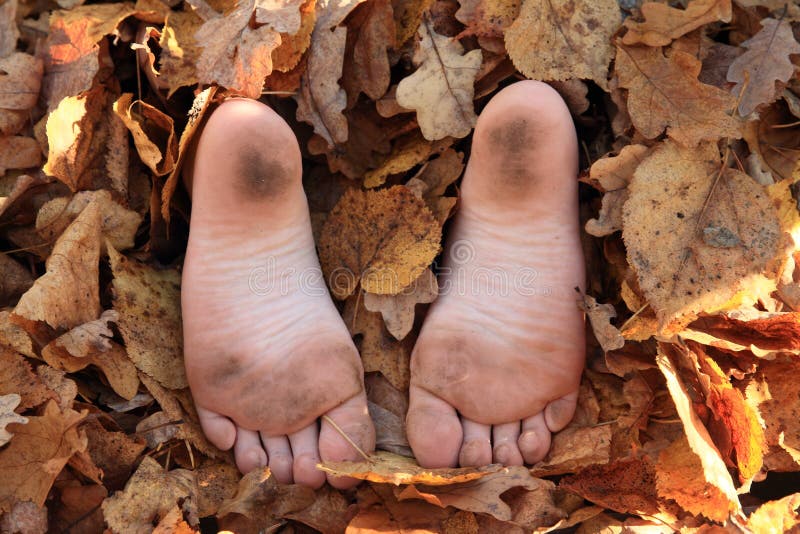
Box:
xmin=322 ymin=415 xmax=371 ymax=462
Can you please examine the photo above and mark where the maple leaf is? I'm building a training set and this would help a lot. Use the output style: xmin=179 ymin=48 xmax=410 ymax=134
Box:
xmin=294 ymin=26 xmax=348 ymax=147
xmin=109 ymin=245 xmax=187 ymax=390
xmin=101 ymin=456 xmax=198 ymax=534
xmin=504 ymin=0 xmax=619 ymax=90
xmin=364 ymin=267 xmax=438 ymax=340
xmin=318 ymin=450 xmax=503 ymax=485
xmin=623 ymin=0 xmax=732 ymax=47
xmin=0 ymin=394 xmax=27 ymax=447
xmin=615 ymin=45 xmax=742 ymax=146
xmin=195 ymin=0 xmax=281 ymax=99
xmin=318 ymin=186 xmax=442 ymax=299
xmin=622 ymin=140 xmax=785 ymax=334
xmin=0 ymin=400 xmax=86 ymax=512
xmin=455 ymin=0 xmax=520 ymax=38
xmin=727 ymin=18 xmax=800 ymax=117
xmin=396 ymin=19 xmax=482 ymax=141
xmin=12 ymin=196 xmax=103 ymax=333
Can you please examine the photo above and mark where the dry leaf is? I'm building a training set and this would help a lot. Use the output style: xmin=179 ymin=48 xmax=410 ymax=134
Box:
xmin=254 ymin=0 xmax=304 ymax=32
xmin=364 ymin=132 xmax=450 ymax=188
xmin=504 ymin=0 xmax=619 ymax=90
xmin=746 ymin=493 xmax=800 ymax=533
xmin=0 ymin=394 xmax=27 ymax=447
xmin=0 ymin=400 xmax=86 ymax=512
xmin=315 ymin=0 xmax=369 ymax=29
xmin=397 ymin=467 xmax=551 ymax=521
xmin=285 ymin=485 xmax=350 ymax=534
xmin=271 ymin=0 xmax=316 ymax=72
xmin=158 ymin=10 xmax=203 ymax=96
xmin=343 ymin=0 xmax=395 ymax=101
xmin=217 ymin=467 xmax=315 ymax=521
xmin=12 ymin=197 xmax=102 ymax=332
xmin=623 ymin=0 xmax=732 ymax=47
xmin=109 ymin=245 xmax=187 ymax=390
xmin=0 ymin=0 xmax=20 ymax=58
xmin=727 ymin=18 xmax=800 ymax=117
xmin=0 ymin=136 xmax=42 ymax=175
xmin=455 ymin=0 xmax=520 ymax=38
xmin=195 ymin=463 xmax=240 ymax=517
xmin=82 ymin=418 xmax=147 ymax=491
xmin=114 ymin=93 xmax=178 ymax=177
xmin=320 ymin=450 xmax=503 ymax=486
xmin=0 ymin=347 xmax=55 ymax=410
xmin=0 ymin=54 xmax=43 ymax=135
xmin=364 ymin=268 xmax=437 ymax=340
xmin=622 ymin=140 xmax=783 ymax=334
xmin=392 ymin=0 xmax=433 ymax=45
xmin=396 ymin=19 xmax=481 ymax=140
xmin=101 ymin=456 xmax=198 ymax=534
xmin=195 ymin=0 xmax=281 ymax=99
xmin=582 ymin=296 xmax=624 ymax=352
xmin=295 ymin=26 xmax=349 ymax=147
xmin=615 ymin=45 xmax=742 ymax=146
xmin=530 ymin=425 xmax=613 ymax=477
xmin=319 ymin=186 xmax=442 ymax=299
xmin=0 ymin=254 xmax=34 ymax=307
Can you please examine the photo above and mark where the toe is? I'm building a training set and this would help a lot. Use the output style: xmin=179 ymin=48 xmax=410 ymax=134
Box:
xmin=492 ymin=422 xmax=523 ymax=466
xmin=233 ymin=428 xmax=267 ymax=474
xmin=407 ymin=385 xmax=462 ymax=468
xmin=262 ymin=434 xmax=294 ymax=484
xmin=289 ymin=423 xmax=326 ymax=489
xmin=196 ymin=406 xmax=236 ymax=451
xmin=319 ymin=392 xmax=375 ymax=490
xmin=544 ymin=390 xmax=578 ymax=432
xmin=459 ymin=418 xmax=492 ymax=467
xmin=519 ymin=412 xmax=551 ymax=465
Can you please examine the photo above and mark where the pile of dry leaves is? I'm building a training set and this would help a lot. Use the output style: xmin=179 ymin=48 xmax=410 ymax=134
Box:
xmin=2 ymin=0 xmax=800 ymax=531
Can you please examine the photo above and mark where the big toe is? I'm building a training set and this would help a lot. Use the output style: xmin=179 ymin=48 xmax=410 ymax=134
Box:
xmin=196 ymin=406 xmax=236 ymax=451
xmin=319 ymin=392 xmax=375 ymax=490
xmin=407 ymin=385 xmax=462 ymax=468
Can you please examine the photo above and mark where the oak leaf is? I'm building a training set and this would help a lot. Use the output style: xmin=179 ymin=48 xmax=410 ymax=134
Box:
xmin=0 ymin=400 xmax=86 ymax=512
xmin=101 ymin=456 xmax=198 ymax=534
xmin=319 ymin=186 xmax=442 ymax=299
xmin=158 ymin=10 xmax=203 ymax=97
xmin=615 ymin=45 xmax=741 ymax=146
xmin=623 ymin=0 xmax=732 ymax=47
xmin=622 ymin=140 xmax=784 ymax=334
xmin=455 ymin=0 xmax=520 ymax=38
xmin=396 ymin=19 xmax=482 ymax=141
xmin=0 ymin=394 xmax=27 ymax=447
xmin=364 ymin=268 xmax=437 ymax=340
xmin=12 ymin=196 xmax=103 ymax=332
xmin=318 ymin=450 xmax=503 ymax=485
xmin=727 ymin=18 xmax=800 ymax=117
xmin=195 ymin=0 xmax=281 ymax=99
xmin=342 ymin=0 xmax=395 ymax=102
xmin=504 ymin=0 xmax=619 ymax=90
xmin=294 ymin=26 xmax=348 ymax=147
xmin=396 ymin=467 xmax=551 ymax=521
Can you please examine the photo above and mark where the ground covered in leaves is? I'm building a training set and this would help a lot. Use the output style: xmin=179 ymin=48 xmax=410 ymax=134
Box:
xmin=1 ymin=0 xmax=800 ymax=532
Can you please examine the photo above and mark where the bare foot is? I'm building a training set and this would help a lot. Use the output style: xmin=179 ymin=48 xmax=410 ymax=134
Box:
xmin=406 ymin=81 xmax=586 ymax=467
xmin=182 ymin=99 xmax=375 ymax=488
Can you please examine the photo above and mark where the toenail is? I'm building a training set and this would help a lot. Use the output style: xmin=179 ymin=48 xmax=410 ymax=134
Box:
xmin=493 ymin=443 xmax=512 ymax=463
xmin=519 ymin=430 xmax=538 ymax=447
xmin=248 ymin=449 xmax=267 ymax=468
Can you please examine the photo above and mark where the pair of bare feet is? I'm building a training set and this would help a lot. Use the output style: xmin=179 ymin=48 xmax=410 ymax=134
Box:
xmin=181 ymin=81 xmax=586 ymax=489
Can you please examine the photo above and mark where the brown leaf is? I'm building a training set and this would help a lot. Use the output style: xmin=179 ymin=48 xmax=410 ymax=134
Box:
xmin=318 ymin=186 xmax=442 ymax=299
xmin=217 ymin=467 xmax=315 ymax=522
xmin=285 ymin=485 xmax=350 ymax=534
xmin=318 ymin=450 xmax=503 ymax=485
xmin=254 ymin=0 xmax=304 ymax=31
xmin=295 ymin=26 xmax=349 ymax=147
xmin=152 ymin=506 xmax=197 ymax=534
xmin=271 ymin=0 xmax=316 ymax=72
xmin=623 ymin=0 xmax=732 ymax=47
xmin=364 ymin=132 xmax=450 ymax=188
xmin=343 ymin=0 xmax=395 ymax=102
xmin=109 ymin=245 xmax=186 ymax=390
xmin=82 ymin=418 xmax=147 ymax=491
xmin=195 ymin=0 xmax=281 ymax=99
xmin=0 ymin=347 xmax=55 ymax=410
xmin=0 ymin=136 xmax=42 ymax=175
xmin=36 ymin=367 xmax=78 ymax=410
xmin=53 ymin=484 xmax=107 ymax=534
xmin=0 ymin=501 xmax=49 ymax=534
xmin=396 ymin=467 xmax=551 ymax=521
xmin=101 ymin=456 xmax=198 ymax=534
xmin=391 ymin=0 xmax=433 ymax=46
xmin=0 ymin=254 xmax=34 ymax=307
xmin=195 ymin=463 xmax=240 ymax=517
xmin=582 ymin=295 xmax=624 ymax=353
xmin=455 ymin=0 xmax=520 ymax=38
xmin=0 ymin=0 xmax=19 ymax=58
xmin=0 ymin=312 xmax=36 ymax=360
xmin=364 ymin=268 xmax=438 ymax=340
xmin=0 ymin=400 xmax=86 ymax=512
xmin=0 ymin=394 xmax=27 ymax=447
xmin=622 ymin=140 xmax=784 ymax=334
xmin=505 ymin=0 xmax=619 ymax=90
xmin=746 ymin=493 xmax=800 ymax=533
xmin=615 ymin=45 xmax=742 ymax=146
xmin=12 ymin=196 xmax=102 ymax=332
xmin=530 ymin=424 xmax=613 ymax=477
xmin=114 ymin=93 xmax=178 ymax=177
xmin=0 ymin=53 xmax=43 ymax=136
xmin=316 ymin=0 xmax=369 ymax=29
xmin=396 ymin=19 xmax=481 ymax=140
xmin=743 ymin=99 xmax=800 ymax=181
xmin=157 ymin=10 xmax=202 ymax=97
xmin=728 ymin=18 xmax=800 ymax=116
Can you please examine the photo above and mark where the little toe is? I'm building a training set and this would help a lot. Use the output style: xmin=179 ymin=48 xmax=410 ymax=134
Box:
xmin=319 ymin=392 xmax=375 ymax=490
xmin=544 ymin=390 xmax=579 ymax=433
xmin=407 ymin=385 xmax=462 ymax=468
xmin=262 ymin=434 xmax=294 ymax=484
xmin=233 ymin=428 xmax=267 ymax=474
xmin=459 ymin=418 xmax=492 ymax=467
xmin=519 ymin=413 xmax=551 ymax=465
xmin=196 ymin=406 xmax=236 ymax=451
xmin=492 ymin=422 xmax=523 ymax=466
xmin=289 ymin=423 xmax=326 ymax=489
